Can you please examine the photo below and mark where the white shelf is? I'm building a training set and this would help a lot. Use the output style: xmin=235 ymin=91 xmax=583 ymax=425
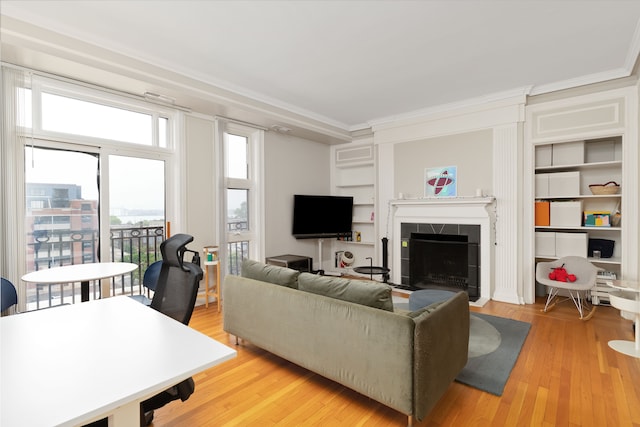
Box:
xmin=535 ymin=255 xmax=621 ymax=265
xmin=336 ymin=240 xmax=375 ymax=246
xmin=535 ymin=226 xmax=621 ymax=231
xmin=535 ymin=194 xmax=620 ymax=200
xmin=535 ymin=160 xmax=621 ymax=172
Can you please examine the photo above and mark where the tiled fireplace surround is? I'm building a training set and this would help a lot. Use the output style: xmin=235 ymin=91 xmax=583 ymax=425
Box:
xmin=390 ymin=198 xmax=496 ymax=305
xmin=400 ymin=222 xmax=480 ymax=299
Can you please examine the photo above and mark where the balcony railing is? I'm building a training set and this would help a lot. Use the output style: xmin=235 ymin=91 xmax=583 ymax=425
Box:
xmin=25 ymin=222 xmax=256 ymax=310
xmin=25 ymin=226 xmax=164 ymax=310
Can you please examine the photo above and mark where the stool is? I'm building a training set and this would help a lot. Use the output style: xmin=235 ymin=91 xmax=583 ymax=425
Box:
xmin=202 ymin=246 xmax=221 ymax=312
xmin=409 ymin=289 xmax=457 ymax=311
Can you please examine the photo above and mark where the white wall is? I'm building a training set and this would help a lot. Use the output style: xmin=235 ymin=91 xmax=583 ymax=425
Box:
xmin=264 ymin=131 xmax=331 ymax=268
xmin=184 ymin=114 xmax=217 ymax=251
xmin=393 ymin=130 xmax=493 ymax=198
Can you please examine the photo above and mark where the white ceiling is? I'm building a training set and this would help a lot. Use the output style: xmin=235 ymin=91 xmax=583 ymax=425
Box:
xmin=2 ymin=0 xmax=640 ymax=133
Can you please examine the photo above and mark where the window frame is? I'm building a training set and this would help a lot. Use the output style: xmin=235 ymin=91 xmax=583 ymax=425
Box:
xmin=219 ymin=120 xmax=265 ymax=273
xmin=27 ymin=76 xmax=177 ymax=150
xmin=4 ymin=71 xmax=183 ymax=309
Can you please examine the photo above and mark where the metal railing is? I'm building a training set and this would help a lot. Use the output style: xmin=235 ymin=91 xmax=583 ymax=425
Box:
xmin=25 ymin=226 xmax=164 ymax=310
xmin=110 ymin=226 xmax=164 ymax=294
xmin=227 ymin=241 xmax=248 ymax=276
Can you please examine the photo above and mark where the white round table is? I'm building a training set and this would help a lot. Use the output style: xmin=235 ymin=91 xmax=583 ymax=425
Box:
xmin=22 ymin=262 xmax=138 ymax=302
xmin=606 ymin=280 xmax=640 ymax=358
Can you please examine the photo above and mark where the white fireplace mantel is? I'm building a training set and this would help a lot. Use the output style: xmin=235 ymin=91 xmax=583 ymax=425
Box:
xmin=390 ymin=196 xmax=496 ymax=306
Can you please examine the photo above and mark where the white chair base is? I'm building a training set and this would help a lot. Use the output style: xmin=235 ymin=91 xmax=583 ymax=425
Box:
xmin=543 ymin=287 xmax=596 ymax=320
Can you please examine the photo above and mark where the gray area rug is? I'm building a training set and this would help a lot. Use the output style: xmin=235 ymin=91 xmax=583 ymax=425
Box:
xmin=455 ymin=313 xmax=531 ymax=396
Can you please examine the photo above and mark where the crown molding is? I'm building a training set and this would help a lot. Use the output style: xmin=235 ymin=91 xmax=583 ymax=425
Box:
xmin=529 ymin=68 xmax=632 ymax=97
xmin=0 ymin=15 xmax=352 ymax=144
xmin=625 ymin=17 xmax=640 ymax=73
xmin=370 ymin=88 xmax=529 ymax=133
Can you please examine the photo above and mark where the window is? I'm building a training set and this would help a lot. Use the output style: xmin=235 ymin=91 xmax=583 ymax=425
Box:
xmin=20 ymin=77 xmax=173 ymax=148
xmin=222 ymin=122 xmax=264 ymax=275
xmin=7 ymin=70 xmax=177 ymax=310
xmin=24 ymin=147 xmax=100 ymax=308
xmin=42 ymin=92 xmax=153 ymax=144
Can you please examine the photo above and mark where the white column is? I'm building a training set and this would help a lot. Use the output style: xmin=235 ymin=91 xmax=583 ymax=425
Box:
xmin=492 ymin=124 xmax=522 ymax=304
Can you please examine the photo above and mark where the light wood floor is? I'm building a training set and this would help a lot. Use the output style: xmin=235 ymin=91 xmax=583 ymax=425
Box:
xmin=152 ymin=295 xmax=640 ymax=427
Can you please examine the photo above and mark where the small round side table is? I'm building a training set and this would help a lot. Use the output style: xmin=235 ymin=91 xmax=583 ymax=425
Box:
xmin=606 ymin=280 xmax=640 ymax=358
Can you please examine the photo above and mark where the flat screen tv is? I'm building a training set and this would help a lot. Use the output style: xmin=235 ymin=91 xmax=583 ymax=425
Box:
xmin=292 ymin=194 xmax=353 ymax=239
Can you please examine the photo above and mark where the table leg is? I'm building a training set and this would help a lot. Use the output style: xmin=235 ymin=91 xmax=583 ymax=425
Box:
xmin=81 ymin=280 xmax=89 ymax=302
xmin=108 ymin=399 xmax=139 ymax=427
xmin=216 ymin=262 xmax=221 ymax=313
xmin=204 ymin=265 xmax=209 ymax=309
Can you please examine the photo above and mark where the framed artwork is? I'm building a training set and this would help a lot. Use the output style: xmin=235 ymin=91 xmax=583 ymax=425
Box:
xmin=425 ymin=166 xmax=457 ymax=197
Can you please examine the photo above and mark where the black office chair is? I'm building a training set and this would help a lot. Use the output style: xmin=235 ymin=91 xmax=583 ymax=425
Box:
xmin=140 ymin=233 xmax=204 ymax=425
xmin=1 ymin=277 xmax=18 ymax=316
xmin=130 ymin=260 xmax=162 ymax=306
xmin=84 ymin=234 xmax=203 ymax=427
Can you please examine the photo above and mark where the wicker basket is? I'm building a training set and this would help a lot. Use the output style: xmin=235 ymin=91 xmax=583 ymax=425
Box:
xmin=589 ymin=181 xmax=620 ymax=195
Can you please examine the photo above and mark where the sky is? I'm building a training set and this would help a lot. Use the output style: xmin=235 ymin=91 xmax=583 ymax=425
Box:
xmin=25 ymin=147 xmax=164 ymax=212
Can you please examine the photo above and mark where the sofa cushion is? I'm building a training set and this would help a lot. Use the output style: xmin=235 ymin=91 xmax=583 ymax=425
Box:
xmin=241 ymin=259 xmax=299 ymax=288
xmin=297 ymin=273 xmax=394 ymax=311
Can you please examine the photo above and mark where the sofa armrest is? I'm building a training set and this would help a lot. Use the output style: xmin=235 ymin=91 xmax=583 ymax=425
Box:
xmin=412 ymin=291 xmax=469 ymax=421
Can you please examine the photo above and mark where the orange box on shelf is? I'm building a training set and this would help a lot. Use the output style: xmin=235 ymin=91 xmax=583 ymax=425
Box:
xmin=535 ymin=201 xmax=550 ymax=226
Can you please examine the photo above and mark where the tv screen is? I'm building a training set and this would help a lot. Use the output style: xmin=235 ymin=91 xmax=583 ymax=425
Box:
xmin=292 ymin=195 xmax=353 ymax=239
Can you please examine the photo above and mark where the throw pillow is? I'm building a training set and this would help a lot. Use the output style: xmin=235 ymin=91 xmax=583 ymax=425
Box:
xmin=297 ymin=273 xmax=394 ymax=311
xmin=241 ymin=259 xmax=300 ymax=288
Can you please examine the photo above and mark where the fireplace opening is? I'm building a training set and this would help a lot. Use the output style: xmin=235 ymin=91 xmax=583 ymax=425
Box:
xmin=409 ymin=232 xmax=479 ymax=301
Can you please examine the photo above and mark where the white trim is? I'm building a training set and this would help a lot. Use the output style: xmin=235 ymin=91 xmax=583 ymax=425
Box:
xmin=390 ymin=197 xmax=496 ymax=306
xmin=625 ymin=19 xmax=640 ymax=73
xmin=529 ymin=69 xmax=632 ymax=98
xmin=372 ymin=96 xmax=525 ymax=145
xmin=219 ymin=119 xmax=265 ymax=267
xmin=1 ymin=61 xmax=192 ymax=112
xmin=523 ymin=85 xmax=639 ymax=301
xmin=492 ymin=124 xmax=523 ymax=305
xmin=369 ymin=90 xmax=529 ymax=132
xmin=2 ymin=69 xmax=182 ymax=309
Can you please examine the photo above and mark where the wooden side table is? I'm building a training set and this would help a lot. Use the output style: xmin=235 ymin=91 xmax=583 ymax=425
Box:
xmin=202 ymin=246 xmax=221 ymax=312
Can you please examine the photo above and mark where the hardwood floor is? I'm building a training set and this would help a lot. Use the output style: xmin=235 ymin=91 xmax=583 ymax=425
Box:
xmin=153 ymin=296 xmax=640 ymax=426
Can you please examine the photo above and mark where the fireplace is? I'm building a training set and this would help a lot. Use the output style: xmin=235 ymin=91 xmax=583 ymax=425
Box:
xmin=408 ymin=232 xmax=479 ymax=301
xmin=390 ymin=197 xmax=495 ymax=305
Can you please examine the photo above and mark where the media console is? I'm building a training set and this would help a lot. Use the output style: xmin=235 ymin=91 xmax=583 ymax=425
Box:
xmin=265 ymin=254 xmax=312 ymax=273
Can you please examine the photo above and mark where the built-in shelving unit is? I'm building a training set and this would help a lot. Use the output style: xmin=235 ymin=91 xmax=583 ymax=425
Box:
xmin=521 ymin=87 xmax=638 ymax=305
xmin=330 ymin=141 xmax=376 ymax=273
xmin=534 ymin=137 xmax=623 ymax=303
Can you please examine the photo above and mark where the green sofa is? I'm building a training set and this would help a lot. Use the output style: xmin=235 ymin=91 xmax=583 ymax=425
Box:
xmin=223 ymin=260 xmax=470 ymax=425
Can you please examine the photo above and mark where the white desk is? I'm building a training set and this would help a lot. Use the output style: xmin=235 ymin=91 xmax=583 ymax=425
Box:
xmin=22 ymin=262 xmax=138 ymax=302
xmin=606 ymin=280 xmax=640 ymax=358
xmin=0 ymin=296 xmax=236 ymax=426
